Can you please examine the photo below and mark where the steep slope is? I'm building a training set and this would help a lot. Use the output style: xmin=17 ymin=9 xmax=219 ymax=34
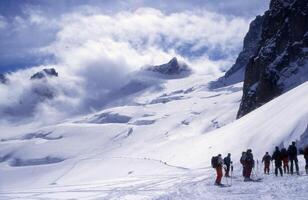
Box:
xmin=1 ymin=79 xmax=308 ymax=199
xmin=0 ymin=74 xmax=307 ymax=199
xmin=0 ymin=72 xmax=241 ymax=190
xmin=213 ymin=15 xmax=264 ymax=87
xmin=238 ymin=0 xmax=308 ymax=118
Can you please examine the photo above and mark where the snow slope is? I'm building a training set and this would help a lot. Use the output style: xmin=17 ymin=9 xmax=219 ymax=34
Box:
xmin=0 ymin=70 xmax=307 ymax=199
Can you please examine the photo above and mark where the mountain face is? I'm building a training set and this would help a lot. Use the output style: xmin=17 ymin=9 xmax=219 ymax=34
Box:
xmin=237 ymin=0 xmax=308 ymax=118
xmin=30 ymin=68 xmax=58 ymax=80
xmin=145 ymin=57 xmax=191 ymax=76
xmin=211 ymin=15 xmax=264 ymax=88
xmin=0 ymin=73 xmax=8 ymax=84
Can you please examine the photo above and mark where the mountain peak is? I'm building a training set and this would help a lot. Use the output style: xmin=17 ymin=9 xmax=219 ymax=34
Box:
xmin=0 ymin=73 xmax=8 ymax=84
xmin=145 ymin=57 xmax=190 ymax=76
xmin=30 ymin=68 xmax=58 ymax=80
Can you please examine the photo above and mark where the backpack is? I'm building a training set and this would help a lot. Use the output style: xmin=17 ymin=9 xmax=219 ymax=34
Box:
xmin=211 ymin=156 xmax=218 ymax=168
xmin=240 ymin=153 xmax=247 ymax=165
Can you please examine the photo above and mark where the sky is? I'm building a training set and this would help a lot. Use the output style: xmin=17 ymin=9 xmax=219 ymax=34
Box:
xmin=0 ymin=0 xmax=270 ymax=73
xmin=0 ymin=0 xmax=270 ymax=124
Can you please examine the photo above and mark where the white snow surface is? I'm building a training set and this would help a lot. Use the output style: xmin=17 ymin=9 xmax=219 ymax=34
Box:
xmin=0 ymin=72 xmax=308 ymax=200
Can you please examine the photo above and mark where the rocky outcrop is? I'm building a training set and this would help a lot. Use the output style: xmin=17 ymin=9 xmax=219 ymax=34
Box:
xmin=0 ymin=73 xmax=8 ymax=84
xmin=211 ymin=15 xmax=264 ymax=88
xmin=237 ymin=0 xmax=308 ymax=118
xmin=146 ymin=57 xmax=191 ymax=76
xmin=30 ymin=68 xmax=58 ymax=80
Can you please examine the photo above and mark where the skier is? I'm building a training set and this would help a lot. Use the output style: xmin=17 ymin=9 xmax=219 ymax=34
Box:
xmin=281 ymin=147 xmax=289 ymax=174
xmin=223 ymin=153 xmax=232 ymax=177
xmin=304 ymin=146 xmax=308 ymax=174
xmin=262 ymin=152 xmax=271 ymax=174
xmin=212 ymin=154 xmax=224 ymax=186
xmin=244 ymin=149 xmax=254 ymax=181
xmin=240 ymin=151 xmax=246 ymax=177
xmin=272 ymin=146 xmax=283 ymax=176
xmin=288 ymin=141 xmax=299 ymax=175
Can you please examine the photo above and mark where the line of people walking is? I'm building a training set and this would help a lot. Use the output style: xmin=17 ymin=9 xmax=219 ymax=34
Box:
xmin=212 ymin=141 xmax=308 ymax=186
xmin=262 ymin=141 xmax=306 ymax=176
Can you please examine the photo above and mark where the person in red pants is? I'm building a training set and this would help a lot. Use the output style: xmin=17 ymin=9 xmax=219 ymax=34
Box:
xmin=244 ymin=149 xmax=255 ymax=181
xmin=281 ymin=148 xmax=289 ymax=174
xmin=262 ymin=152 xmax=271 ymax=174
xmin=212 ymin=154 xmax=224 ymax=185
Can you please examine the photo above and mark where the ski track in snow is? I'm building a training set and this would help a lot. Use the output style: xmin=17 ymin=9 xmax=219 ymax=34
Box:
xmin=0 ymin=72 xmax=307 ymax=199
xmin=1 ymin=166 xmax=308 ymax=200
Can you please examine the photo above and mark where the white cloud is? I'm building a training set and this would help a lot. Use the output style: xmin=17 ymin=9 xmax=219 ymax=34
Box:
xmin=0 ymin=6 xmax=251 ymax=124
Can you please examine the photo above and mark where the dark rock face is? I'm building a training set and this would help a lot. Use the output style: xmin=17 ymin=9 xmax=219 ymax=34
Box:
xmin=146 ymin=57 xmax=190 ymax=76
xmin=237 ymin=0 xmax=308 ymax=118
xmin=0 ymin=74 xmax=8 ymax=84
xmin=30 ymin=68 xmax=58 ymax=80
xmin=225 ymin=16 xmax=263 ymax=82
xmin=219 ymin=16 xmax=264 ymax=86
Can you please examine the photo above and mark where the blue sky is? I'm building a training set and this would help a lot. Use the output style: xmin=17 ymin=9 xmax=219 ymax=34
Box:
xmin=0 ymin=0 xmax=270 ymax=73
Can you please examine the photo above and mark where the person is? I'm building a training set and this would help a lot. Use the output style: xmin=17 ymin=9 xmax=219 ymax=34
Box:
xmin=288 ymin=141 xmax=299 ymax=175
xmin=262 ymin=152 xmax=271 ymax=174
xmin=281 ymin=148 xmax=289 ymax=174
xmin=240 ymin=152 xmax=246 ymax=177
xmin=212 ymin=154 xmax=224 ymax=185
xmin=272 ymin=146 xmax=283 ymax=176
xmin=223 ymin=153 xmax=232 ymax=177
xmin=213 ymin=154 xmax=224 ymax=185
xmin=304 ymin=146 xmax=308 ymax=174
xmin=244 ymin=149 xmax=254 ymax=181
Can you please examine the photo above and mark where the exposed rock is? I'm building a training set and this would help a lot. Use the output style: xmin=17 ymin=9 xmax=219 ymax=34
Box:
xmin=237 ymin=0 xmax=308 ymax=118
xmin=146 ymin=57 xmax=191 ymax=76
xmin=211 ymin=15 xmax=264 ymax=88
xmin=30 ymin=68 xmax=58 ymax=80
xmin=0 ymin=73 xmax=8 ymax=84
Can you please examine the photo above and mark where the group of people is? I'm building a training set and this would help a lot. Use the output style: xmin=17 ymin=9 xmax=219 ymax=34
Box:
xmin=262 ymin=141 xmax=308 ymax=176
xmin=212 ymin=142 xmax=308 ymax=186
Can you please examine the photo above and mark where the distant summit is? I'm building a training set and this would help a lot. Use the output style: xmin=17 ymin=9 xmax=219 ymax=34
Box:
xmin=30 ymin=68 xmax=58 ymax=80
xmin=145 ymin=57 xmax=191 ymax=76
xmin=0 ymin=73 xmax=8 ymax=84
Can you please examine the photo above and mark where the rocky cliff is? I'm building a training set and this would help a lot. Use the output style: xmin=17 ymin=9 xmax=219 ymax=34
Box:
xmin=237 ymin=0 xmax=308 ymax=118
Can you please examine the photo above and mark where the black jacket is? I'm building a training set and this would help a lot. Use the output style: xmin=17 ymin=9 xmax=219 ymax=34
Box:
xmin=288 ymin=145 xmax=298 ymax=158
xmin=262 ymin=154 xmax=271 ymax=163
xmin=281 ymin=148 xmax=288 ymax=159
xmin=304 ymin=147 xmax=308 ymax=160
xmin=272 ymin=150 xmax=282 ymax=166
xmin=224 ymin=156 xmax=231 ymax=166
xmin=245 ymin=152 xmax=254 ymax=167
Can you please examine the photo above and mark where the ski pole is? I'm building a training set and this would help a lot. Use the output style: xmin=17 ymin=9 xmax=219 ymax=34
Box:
xmin=231 ymin=164 xmax=233 ymax=186
xmin=224 ymin=166 xmax=229 ymax=186
xmin=257 ymin=159 xmax=259 ymax=176
xmin=225 ymin=174 xmax=229 ymax=186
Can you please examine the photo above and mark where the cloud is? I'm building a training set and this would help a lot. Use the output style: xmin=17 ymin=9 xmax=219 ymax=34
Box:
xmin=0 ymin=4 xmax=258 ymax=124
xmin=43 ymin=7 xmax=250 ymax=70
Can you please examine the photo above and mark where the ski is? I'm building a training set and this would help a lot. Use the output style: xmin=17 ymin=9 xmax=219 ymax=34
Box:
xmin=244 ymin=178 xmax=263 ymax=182
xmin=216 ymin=184 xmax=231 ymax=188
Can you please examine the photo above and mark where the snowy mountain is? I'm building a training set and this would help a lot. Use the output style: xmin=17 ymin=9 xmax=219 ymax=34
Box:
xmin=0 ymin=68 xmax=307 ymax=199
xmin=237 ymin=0 xmax=308 ymax=117
xmin=0 ymin=0 xmax=307 ymax=199
xmin=144 ymin=57 xmax=191 ymax=78
xmin=30 ymin=68 xmax=59 ymax=80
